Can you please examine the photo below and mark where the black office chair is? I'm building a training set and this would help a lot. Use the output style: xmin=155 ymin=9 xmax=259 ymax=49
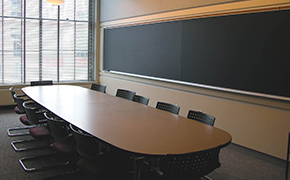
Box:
xmin=70 ymin=124 xmax=105 ymax=178
xmin=137 ymin=146 xmax=222 ymax=180
xmin=30 ymin=80 xmax=53 ymax=86
xmin=9 ymin=87 xmax=18 ymax=104
xmin=9 ymin=87 xmax=29 ymax=114
xmin=19 ymin=112 xmax=77 ymax=172
xmin=286 ymin=132 xmax=290 ymax=180
xmin=116 ymin=89 xmax=136 ymax=101
xmin=156 ymin=101 xmax=180 ymax=115
xmin=91 ymin=83 xmax=107 ymax=93
xmin=13 ymin=92 xmax=31 ymax=114
xmin=69 ymin=124 xmax=128 ymax=179
xmin=187 ymin=110 xmax=216 ymax=126
xmin=133 ymin=95 xmax=150 ymax=105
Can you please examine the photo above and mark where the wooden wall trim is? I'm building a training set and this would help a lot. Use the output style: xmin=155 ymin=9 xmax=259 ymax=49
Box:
xmin=104 ymin=5 xmax=290 ymax=29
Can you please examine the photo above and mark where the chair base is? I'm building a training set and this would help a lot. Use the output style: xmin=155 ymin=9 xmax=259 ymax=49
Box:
xmin=19 ymin=152 xmax=70 ymax=172
xmin=203 ymin=175 xmax=212 ymax=180
xmin=7 ymin=125 xmax=35 ymax=137
xmin=11 ymin=138 xmax=51 ymax=152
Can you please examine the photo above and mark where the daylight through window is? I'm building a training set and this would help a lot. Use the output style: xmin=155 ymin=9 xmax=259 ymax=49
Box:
xmin=0 ymin=0 xmax=94 ymax=84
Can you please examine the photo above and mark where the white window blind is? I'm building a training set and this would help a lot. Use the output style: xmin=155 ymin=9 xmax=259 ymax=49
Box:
xmin=0 ymin=0 xmax=94 ymax=84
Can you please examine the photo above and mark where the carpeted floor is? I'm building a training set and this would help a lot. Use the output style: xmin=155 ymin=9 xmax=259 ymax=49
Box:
xmin=0 ymin=107 xmax=288 ymax=180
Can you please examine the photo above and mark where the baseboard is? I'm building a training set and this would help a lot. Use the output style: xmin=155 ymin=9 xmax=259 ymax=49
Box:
xmin=0 ymin=105 xmax=15 ymax=110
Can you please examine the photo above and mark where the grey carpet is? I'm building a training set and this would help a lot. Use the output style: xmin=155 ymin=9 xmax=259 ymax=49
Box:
xmin=0 ymin=107 xmax=288 ymax=180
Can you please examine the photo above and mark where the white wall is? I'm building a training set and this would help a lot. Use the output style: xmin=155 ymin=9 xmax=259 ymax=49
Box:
xmin=99 ymin=0 xmax=290 ymax=160
xmin=100 ymin=0 xmax=239 ymax=21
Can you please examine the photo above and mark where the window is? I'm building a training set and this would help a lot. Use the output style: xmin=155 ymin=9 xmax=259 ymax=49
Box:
xmin=0 ymin=0 xmax=94 ymax=84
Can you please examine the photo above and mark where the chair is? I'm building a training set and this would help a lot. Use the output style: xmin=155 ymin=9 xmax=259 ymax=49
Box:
xmin=91 ymin=83 xmax=107 ymax=93
xmin=12 ymin=92 xmax=31 ymax=114
xmin=30 ymin=80 xmax=53 ymax=86
xmin=133 ymin=95 xmax=150 ymax=105
xmin=69 ymin=124 xmax=128 ymax=179
xmin=286 ymin=132 xmax=290 ymax=180
xmin=70 ymin=124 xmax=104 ymax=178
xmin=9 ymin=87 xmax=29 ymax=114
xmin=19 ymin=112 xmax=77 ymax=172
xmin=116 ymin=89 xmax=136 ymax=101
xmin=9 ymin=87 xmax=17 ymax=103
xmin=11 ymin=102 xmax=50 ymax=152
xmin=156 ymin=102 xmax=180 ymax=115
xmin=137 ymin=146 xmax=222 ymax=180
xmin=7 ymin=89 xmax=35 ymax=137
xmin=187 ymin=110 xmax=216 ymax=126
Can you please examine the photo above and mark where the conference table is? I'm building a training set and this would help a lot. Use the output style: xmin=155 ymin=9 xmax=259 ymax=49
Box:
xmin=22 ymin=85 xmax=231 ymax=156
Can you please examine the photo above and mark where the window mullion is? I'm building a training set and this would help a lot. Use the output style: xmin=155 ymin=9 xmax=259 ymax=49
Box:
xmin=74 ymin=0 xmax=76 ymax=80
xmin=23 ymin=0 xmax=26 ymax=83
xmin=88 ymin=0 xmax=94 ymax=81
xmin=57 ymin=5 xmax=60 ymax=82
xmin=39 ymin=0 xmax=42 ymax=81
xmin=1 ymin=0 xmax=4 ymax=83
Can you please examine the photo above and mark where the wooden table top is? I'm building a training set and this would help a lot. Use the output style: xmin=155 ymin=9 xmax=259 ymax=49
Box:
xmin=22 ymin=85 xmax=231 ymax=155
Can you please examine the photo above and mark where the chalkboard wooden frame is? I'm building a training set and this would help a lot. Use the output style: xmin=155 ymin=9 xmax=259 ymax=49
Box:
xmin=103 ymin=9 xmax=290 ymax=101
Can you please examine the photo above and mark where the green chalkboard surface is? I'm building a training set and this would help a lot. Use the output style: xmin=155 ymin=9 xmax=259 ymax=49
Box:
xmin=104 ymin=9 xmax=290 ymax=99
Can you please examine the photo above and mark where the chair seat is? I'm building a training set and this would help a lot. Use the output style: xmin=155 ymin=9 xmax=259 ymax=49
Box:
xmin=52 ymin=139 xmax=76 ymax=154
xmin=29 ymin=126 xmax=51 ymax=140
xmin=14 ymin=106 xmax=23 ymax=114
xmin=20 ymin=115 xmax=31 ymax=125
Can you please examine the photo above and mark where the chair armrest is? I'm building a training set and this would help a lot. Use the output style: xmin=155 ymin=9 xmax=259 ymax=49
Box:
xmin=16 ymin=94 xmax=27 ymax=98
xmin=23 ymin=98 xmax=32 ymax=102
xmin=36 ymin=112 xmax=48 ymax=124
xmin=38 ymin=119 xmax=47 ymax=124
xmin=142 ymin=161 xmax=164 ymax=176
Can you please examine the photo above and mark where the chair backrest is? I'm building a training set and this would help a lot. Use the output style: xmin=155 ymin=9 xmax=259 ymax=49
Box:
xmin=187 ymin=110 xmax=216 ymax=126
xmin=156 ymin=101 xmax=180 ymax=115
xmin=91 ymin=83 xmax=107 ymax=93
xmin=14 ymin=94 xmax=27 ymax=113
xmin=9 ymin=87 xmax=17 ymax=103
xmin=133 ymin=95 xmax=149 ymax=105
xmin=23 ymin=102 xmax=41 ymax=125
xmin=69 ymin=124 xmax=100 ymax=159
xmin=115 ymin=89 xmax=136 ymax=101
xmin=146 ymin=146 xmax=221 ymax=179
xmin=30 ymin=80 xmax=53 ymax=86
xmin=44 ymin=112 xmax=68 ymax=141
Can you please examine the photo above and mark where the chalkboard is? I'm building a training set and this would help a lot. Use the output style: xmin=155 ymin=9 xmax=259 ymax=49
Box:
xmin=104 ymin=9 xmax=290 ymax=99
